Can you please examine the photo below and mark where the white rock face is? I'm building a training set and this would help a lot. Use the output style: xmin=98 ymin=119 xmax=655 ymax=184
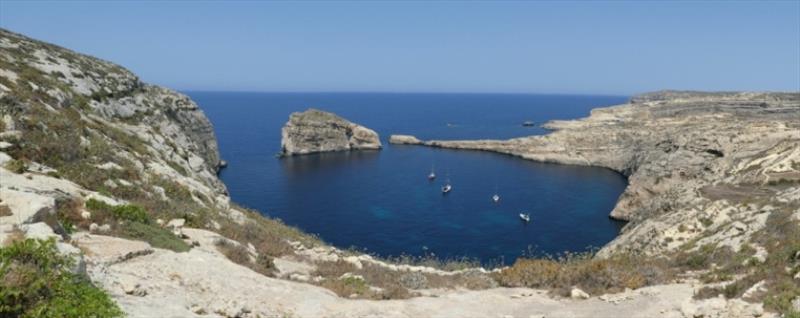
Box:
xmin=389 ymin=134 xmax=422 ymax=145
xmin=281 ymin=109 xmax=381 ymax=156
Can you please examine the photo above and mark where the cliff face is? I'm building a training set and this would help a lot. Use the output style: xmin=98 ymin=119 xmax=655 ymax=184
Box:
xmin=281 ymin=108 xmax=381 ymax=156
xmin=390 ymin=91 xmax=800 ymax=257
xmin=0 ymin=29 xmax=225 ymax=197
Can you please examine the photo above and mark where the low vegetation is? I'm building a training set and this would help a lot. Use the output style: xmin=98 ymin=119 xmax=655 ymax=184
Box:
xmin=4 ymin=159 xmax=26 ymax=174
xmin=0 ymin=238 xmax=123 ymax=317
xmin=693 ymin=208 xmax=800 ymax=316
xmin=494 ymin=252 xmax=672 ymax=296
xmin=214 ymin=239 xmax=275 ymax=277
xmin=0 ymin=204 xmax=11 ymax=217
xmin=78 ymin=199 xmax=190 ymax=252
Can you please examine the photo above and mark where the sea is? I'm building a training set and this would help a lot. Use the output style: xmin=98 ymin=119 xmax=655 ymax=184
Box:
xmin=190 ymin=92 xmax=629 ymax=265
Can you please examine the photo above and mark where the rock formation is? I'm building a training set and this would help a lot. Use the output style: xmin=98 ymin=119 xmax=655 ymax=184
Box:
xmin=281 ymin=109 xmax=381 ymax=156
xmin=389 ymin=134 xmax=422 ymax=145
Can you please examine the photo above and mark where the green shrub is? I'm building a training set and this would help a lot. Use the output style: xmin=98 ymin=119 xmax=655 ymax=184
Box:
xmin=111 ymin=204 xmax=149 ymax=224
xmin=0 ymin=238 xmax=123 ymax=317
xmin=118 ymin=222 xmax=190 ymax=252
xmin=677 ymin=253 xmax=708 ymax=269
xmin=321 ymin=275 xmax=369 ymax=297
xmin=84 ymin=198 xmax=150 ymax=224
xmin=4 ymin=159 xmax=26 ymax=174
xmin=84 ymin=199 xmax=188 ymax=252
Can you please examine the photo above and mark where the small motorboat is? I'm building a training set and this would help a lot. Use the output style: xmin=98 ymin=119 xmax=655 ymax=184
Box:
xmin=442 ymin=183 xmax=452 ymax=194
xmin=492 ymin=194 xmax=500 ymax=203
xmin=522 ymin=120 xmax=535 ymax=127
xmin=519 ymin=213 xmax=531 ymax=222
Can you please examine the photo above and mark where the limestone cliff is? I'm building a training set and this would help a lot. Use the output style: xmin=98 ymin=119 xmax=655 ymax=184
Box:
xmin=281 ymin=108 xmax=381 ymax=156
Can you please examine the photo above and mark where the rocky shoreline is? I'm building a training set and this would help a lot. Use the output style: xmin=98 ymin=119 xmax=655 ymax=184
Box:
xmin=389 ymin=91 xmax=800 ymax=257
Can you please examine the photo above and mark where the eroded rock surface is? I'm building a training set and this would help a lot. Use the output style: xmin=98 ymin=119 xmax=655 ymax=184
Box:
xmin=281 ymin=109 xmax=381 ymax=156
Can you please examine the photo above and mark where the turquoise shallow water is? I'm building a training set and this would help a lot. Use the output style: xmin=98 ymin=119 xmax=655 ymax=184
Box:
xmin=191 ymin=92 xmax=629 ymax=265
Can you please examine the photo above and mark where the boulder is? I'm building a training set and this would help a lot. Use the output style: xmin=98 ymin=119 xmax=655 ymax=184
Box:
xmin=166 ymin=218 xmax=186 ymax=237
xmin=281 ymin=109 xmax=381 ymax=156
xmin=570 ymin=287 xmax=590 ymax=300
xmin=21 ymin=222 xmax=59 ymax=240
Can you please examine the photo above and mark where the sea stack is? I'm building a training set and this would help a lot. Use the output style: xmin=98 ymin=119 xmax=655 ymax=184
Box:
xmin=280 ymin=109 xmax=382 ymax=156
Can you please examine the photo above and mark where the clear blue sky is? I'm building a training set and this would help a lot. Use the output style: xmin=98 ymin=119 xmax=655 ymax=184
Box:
xmin=1 ymin=1 xmax=798 ymax=95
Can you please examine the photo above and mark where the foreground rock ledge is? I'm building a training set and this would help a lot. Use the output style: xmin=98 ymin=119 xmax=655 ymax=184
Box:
xmin=281 ymin=109 xmax=382 ymax=156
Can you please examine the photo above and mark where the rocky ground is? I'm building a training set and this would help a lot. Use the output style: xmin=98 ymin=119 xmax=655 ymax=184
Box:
xmin=281 ymin=108 xmax=381 ymax=156
xmin=0 ymin=28 xmax=797 ymax=317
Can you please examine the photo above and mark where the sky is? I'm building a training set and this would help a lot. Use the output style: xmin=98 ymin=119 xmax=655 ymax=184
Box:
xmin=1 ymin=1 xmax=798 ymax=95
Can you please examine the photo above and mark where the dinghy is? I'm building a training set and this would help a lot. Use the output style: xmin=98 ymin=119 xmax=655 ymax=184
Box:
xmin=519 ymin=213 xmax=530 ymax=222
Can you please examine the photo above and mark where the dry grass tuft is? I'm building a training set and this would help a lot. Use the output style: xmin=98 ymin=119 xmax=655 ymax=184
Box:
xmin=215 ymin=239 xmax=275 ymax=277
xmin=0 ymin=204 xmax=12 ymax=217
xmin=493 ymin=252 xmax=671 ymax=296
xmin=2 ymin=226 xmax=25 ymax=247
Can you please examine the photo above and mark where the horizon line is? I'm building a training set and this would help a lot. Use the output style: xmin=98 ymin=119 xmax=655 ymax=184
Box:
xmin=174 ymin=88 xmax=800 ymax=97
xmin=176 ymin=89 xmax=633 ymax=98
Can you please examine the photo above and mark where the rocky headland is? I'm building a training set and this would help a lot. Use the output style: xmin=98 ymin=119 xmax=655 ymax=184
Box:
xmin=281 ymin=108 xmax=381 ymax=156
xmin=389 ymin=91 xmax=800 ymax=258
xmin=0 ymin=27 xmax=797 ymax=317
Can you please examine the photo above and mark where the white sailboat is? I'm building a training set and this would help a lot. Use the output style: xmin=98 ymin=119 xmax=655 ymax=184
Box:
xmin=428 ymin=165 xmax=436 ymax=180
xmin=441 ymin=175 xmax=452 ymax=194
xmin=492 ymin=194 xmax=500 ymax=203
xmin=442 ymin=182 xmax=452 ymax=194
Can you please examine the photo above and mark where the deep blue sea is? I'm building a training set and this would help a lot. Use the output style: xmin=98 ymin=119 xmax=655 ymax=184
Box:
xmin=190 ymin=92 xmax=629 ymax=265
